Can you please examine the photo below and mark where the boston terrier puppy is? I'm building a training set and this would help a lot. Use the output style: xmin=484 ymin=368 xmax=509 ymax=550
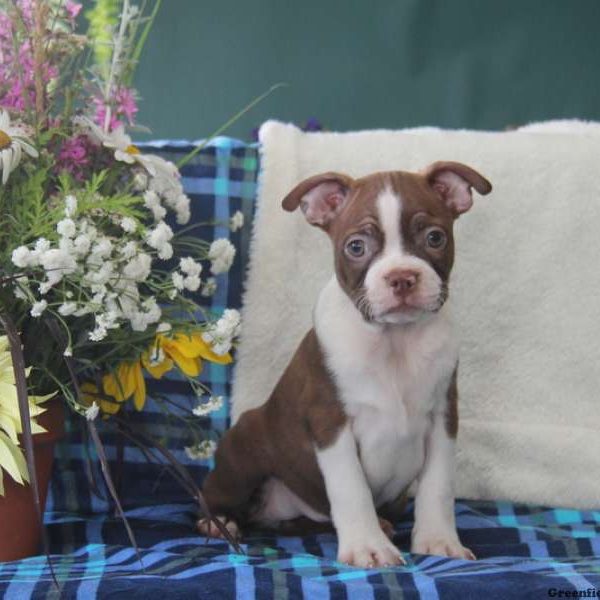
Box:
xmin=198 ymin=162 xmax=492 ymax=568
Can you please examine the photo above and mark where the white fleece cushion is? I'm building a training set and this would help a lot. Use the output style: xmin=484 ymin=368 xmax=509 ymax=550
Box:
xmin=232 ymin=120 xmax=600 ymax=509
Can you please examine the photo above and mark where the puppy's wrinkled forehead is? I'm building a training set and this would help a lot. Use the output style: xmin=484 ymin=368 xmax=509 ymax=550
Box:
xmin=329 ymin=171 xmax=455 ymax=242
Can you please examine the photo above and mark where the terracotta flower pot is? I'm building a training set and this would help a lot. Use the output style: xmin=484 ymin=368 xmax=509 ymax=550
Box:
xmin=0 ymin=398 xmax=65 ymax=562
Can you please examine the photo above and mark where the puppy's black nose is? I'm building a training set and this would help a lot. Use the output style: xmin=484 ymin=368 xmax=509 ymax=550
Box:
xmin=385 ymin=269 xmax=419 ymax=296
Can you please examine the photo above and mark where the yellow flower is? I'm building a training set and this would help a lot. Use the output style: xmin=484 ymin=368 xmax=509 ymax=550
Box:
xmin=141 ymin=343 xmax=173 ymax=379
xmin=189 ymin=333 xmax=233 ymax=366
xmin=102 ymin=361 xmax=146 ymax=411
xmin=159 ymin=334 xmax=203 ymax=377
xmin=80 ymin=382 xmax=120 ymax=416
xmin=157 ymin=332 xmax=232 ymax=378
xmin=83 ymin=328 xmax=234 ymax=420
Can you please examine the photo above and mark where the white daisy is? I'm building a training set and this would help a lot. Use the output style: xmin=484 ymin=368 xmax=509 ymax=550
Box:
xmin=75 ymin=117 xmax=138 ymax=162
xmin=0 ymin=110 xmax=39 ymax=184
xmin=76 ymin=117 xmax=179 ymax=179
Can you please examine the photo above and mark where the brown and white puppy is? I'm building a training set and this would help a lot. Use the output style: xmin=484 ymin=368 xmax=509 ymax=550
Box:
xmin=199 ymin=162 xmax=492 ymax=568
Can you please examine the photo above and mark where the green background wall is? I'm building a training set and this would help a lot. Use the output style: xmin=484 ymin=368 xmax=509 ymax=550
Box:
xmin=131 ymin=0 xmax=600 ymax=141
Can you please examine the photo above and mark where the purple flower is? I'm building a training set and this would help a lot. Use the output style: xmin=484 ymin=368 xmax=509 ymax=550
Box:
xmin=303 ymin=118 xmax=324 ymax=132
xmin=55 ymin=135 xmax=92 ymax=180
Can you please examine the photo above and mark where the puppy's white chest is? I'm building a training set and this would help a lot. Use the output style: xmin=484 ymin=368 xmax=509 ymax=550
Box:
xmin=342 ymin=332 xmax=443 ymax=421
xmin=351 ymin=402 xmax=428 ymax=506
xmin=340 ymin=339 xmax=443 ymax=504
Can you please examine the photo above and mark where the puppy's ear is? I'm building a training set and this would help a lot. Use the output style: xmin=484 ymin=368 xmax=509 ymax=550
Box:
xmin=424 ymin=161 xmax=492 ymax=216
xmin=282 ymin=172 xmax=354 ymax=228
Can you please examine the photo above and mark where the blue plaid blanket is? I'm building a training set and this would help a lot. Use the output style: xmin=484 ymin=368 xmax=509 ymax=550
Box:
xmin=2 ymin=138 xmax=600 ymax=598
xmin=2 ymin=500 xmax=600 ymax=598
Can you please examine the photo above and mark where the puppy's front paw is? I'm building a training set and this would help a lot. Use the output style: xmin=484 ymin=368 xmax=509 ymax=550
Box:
xmin=338 ymin=531 xmax=405 ymax=568
xmin=411 ymin=534 xmax=475 ymax=560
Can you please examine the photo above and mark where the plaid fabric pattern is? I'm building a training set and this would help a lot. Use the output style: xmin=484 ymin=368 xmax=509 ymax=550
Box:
xmin=2 ymin=500 xmax=600 ymax=598
xmin=46 ymin=137 xmax=259 ymax=515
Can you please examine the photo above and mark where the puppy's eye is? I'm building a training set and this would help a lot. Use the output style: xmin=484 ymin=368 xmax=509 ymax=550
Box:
xmin=345 ymin=238 xmax=366 ymax=258
xmin=425 ymin=228 xmax=447 ymax=249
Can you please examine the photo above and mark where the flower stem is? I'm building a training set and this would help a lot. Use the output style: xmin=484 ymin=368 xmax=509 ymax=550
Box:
xmin=32 ymin=0 xmax=47 ymax=130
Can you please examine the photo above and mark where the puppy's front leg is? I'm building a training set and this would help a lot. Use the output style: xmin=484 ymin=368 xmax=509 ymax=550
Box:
xmin=411 ymin=398 xmax=475 ymax=560
xmin=316 ymin=425 xmax=404 ymax=568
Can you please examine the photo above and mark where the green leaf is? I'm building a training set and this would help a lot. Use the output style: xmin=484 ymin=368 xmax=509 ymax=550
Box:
xmin=177 ymin=84 xmax=287 ymax=168
xmin=0 ymin=412 xmax=19 ymax=444
xmin=0 ymin=431 xmax=28 ymax=485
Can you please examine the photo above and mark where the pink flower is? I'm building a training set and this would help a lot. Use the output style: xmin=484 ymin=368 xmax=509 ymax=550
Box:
xmin=65 ymin=2 xmax=82 ymax=20
xmin=0 ymin=10 xmax=58 ymax=112
xmin=0 ymin=1 xmax=75 ymax=113
xmin=93 ymin=98 xmax=122 ymax=132
xmin=92 ymin=87 xmax=139 ymax=132
xmin=15 ymin=0 xmax=35 ymax=25
xmin=116 ymin=88 xmax=138 ymax=124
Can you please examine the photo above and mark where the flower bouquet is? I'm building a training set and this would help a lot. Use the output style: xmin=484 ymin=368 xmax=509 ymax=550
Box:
xmin=0 ymin=0 xmax=245 ymax=557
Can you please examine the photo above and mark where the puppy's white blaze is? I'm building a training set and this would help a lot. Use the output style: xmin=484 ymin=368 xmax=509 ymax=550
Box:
xmin=376 ymin=186 xmax=404 ymax=257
